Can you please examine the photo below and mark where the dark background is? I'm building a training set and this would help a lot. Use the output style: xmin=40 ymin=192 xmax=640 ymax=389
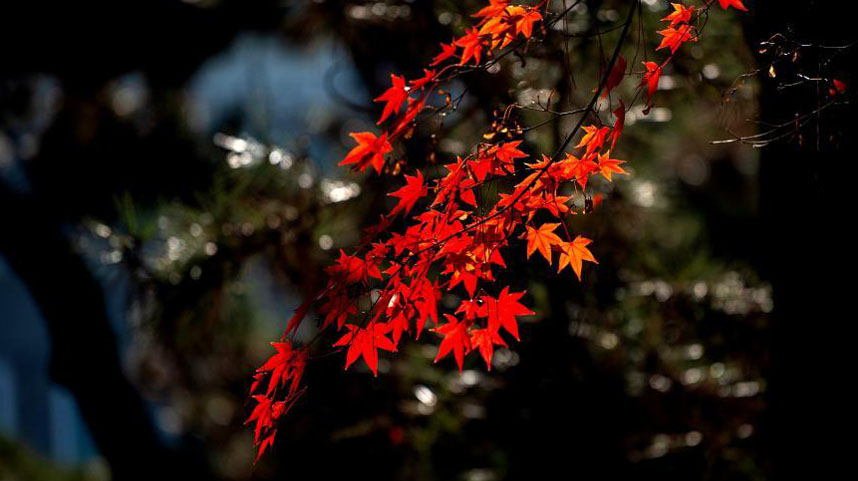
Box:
xmin=1 ymin=1 xmax=855 ymax=480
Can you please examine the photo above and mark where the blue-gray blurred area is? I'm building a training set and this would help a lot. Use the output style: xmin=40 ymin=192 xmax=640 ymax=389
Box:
xmin=188 ymin=33 xmax=369 ymax=168
xmin=0 ymin=1 xmax=856 ymax=481
xmin=0 ymin=255 xmax=99 ymax=463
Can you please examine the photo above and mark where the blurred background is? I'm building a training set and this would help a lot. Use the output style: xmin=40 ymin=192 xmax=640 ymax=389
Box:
xmin=0 ymin=1 xmax=854 ymax=480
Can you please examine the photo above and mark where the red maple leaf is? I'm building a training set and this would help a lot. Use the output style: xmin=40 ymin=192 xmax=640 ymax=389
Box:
xmin=410 ymin=69 xmax=437 ymax=91
xmin=640 ymin=61 xmax=662 ymax=108
xmin=431 ymin=42 xmax=457 ymax=66
xmin=388 ymin=171 xmax=428 ymax=216
xmin=470 ymin=328 xmax=506 ymax=370
xmin=246 ymin=395 xmax=276 ymax=444
xmin=333 ymin=322 xmax=396 ymax=376
xmin=661 ymin=3 xmax=693 ymax=27
xmin=433 ymin=314 xmax=472 ymax=371
xmin=657 ymin=24 xmax=695 ymax=53
xmin=456 ymin=28 xmax=485 ymax=65
xmin=601 ymin=54 xmax=627 ymax=99
xmin=413 ymin=278 xmax=440 ymax=338
xmin=610 ymin=99 xmax=626 ymax=149
xmin=339 ymin=132 xmax=393 ymax=174
xmin=717 ymin=0 xmax=747 ymax=11
xmin=319 ymin=292 xmax=357 ymax=330
xmin=375 ymin=74 xmax=409 ymax=124
xmin=256 ymin=341 xmax=306 ymax=395
xmin=576 ymin=125 xmax=610 ymax=155
xmin=482 ymin=286 xmax=534 ymax=341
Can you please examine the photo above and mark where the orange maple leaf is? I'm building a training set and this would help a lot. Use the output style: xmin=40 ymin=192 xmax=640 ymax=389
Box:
xmin=661 ymin=3 xmax=693 ymax=27
xmin=576 ymin=125 xmax=610 ymax=154
xmin=656 ymin=24 xmax=695 ymax=53
xmin=456 ymin=28 xmax=485 ymax=65
xmin=526 ymin=223 xmax=563 ymax=265
xmin=597 ymin=151 xmax=628 ymax=182
xmin=512 ymin=7 xmax=542 ymax=38
xmin=557 ymin=236 xmax=598 ymax=280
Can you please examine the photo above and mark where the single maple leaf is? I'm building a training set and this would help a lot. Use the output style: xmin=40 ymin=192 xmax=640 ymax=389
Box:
xmin=601 ymin=55 xmax=627 ymax=99
xmin=640 ymin=61 xmax=662 ymax=107
xmin=433 ymin=314 xmax=472 ymax=372
xmin=339 ymin=132 xmax=392 ymax=174
xmin=431 ymin=42 xmax=457 ymax=66
xmin=661 ymin=3 xmax=693 ymax=27
xmin=483 ymin=286 xmax=534 ymax=341
xmin=494 ymin=140 xmax=527 ymax=164
xmin=457 ymin=298 xmax=484 ymax=320
xmin=526 ymin=223 xmax=563 ymax=265
xmin=597 ymin=151 xmax=628 ymax=182
xmin=388 ymin=171 xmax=428 ymax=216
xmin=657 ymin=25 xmax=695 ymax=53
xmin=375 ymin=74 xmax=409 ymax=124
xmin=333 ymin=322 xmax=396 ymax=376
xmin=410 ymin=69 xmax=437 ymax=90
xmin=557 ymin=236 xmax=598 ymax=280
xmin=717 ymin=0 xmax=747 ymax=11
xmin=470 ymin=328 xmax=506 ymax=370
xmin=576 ymin=125 xmax=610 ymax=154
xmin=513 ymin=7 xmax=542 ymax=38
xmin=456 ymin=28 xmax=485 ymax=65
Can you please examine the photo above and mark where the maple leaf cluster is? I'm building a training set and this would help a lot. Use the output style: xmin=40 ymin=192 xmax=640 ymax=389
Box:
xmin=245 ymin=341 xmax=306 ymax=463
xmin=644 ymin=1 xmax=747 ymax=110
xmin=246 ymin=0 xmax=749 ymax=462
xmin=340 ymin=0 xmax=544 ymax=175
